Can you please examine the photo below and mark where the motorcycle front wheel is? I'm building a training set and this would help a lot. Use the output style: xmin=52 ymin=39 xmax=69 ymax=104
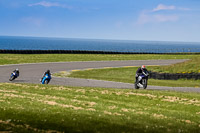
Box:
xmin=143 ymin=79 xmax=147 ymax=89
xmin=44 ymin=80 xmax=49 ymax=84
xmin=9 ymin=76 xmax=15 ymax=81
xmin=135 ymin=82 xmax=139 ymax=89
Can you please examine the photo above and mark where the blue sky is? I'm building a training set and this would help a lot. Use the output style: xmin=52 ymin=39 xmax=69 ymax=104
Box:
xmin=0 ymin=0 xmax=200 ymax=42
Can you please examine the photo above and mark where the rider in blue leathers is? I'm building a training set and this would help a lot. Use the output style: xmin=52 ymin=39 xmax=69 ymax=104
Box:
xmin=41 ymin=70 xmax=51 ymax=84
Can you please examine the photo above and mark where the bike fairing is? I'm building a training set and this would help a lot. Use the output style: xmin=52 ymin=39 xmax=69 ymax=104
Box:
xmin=41 ymin=70 xmax=51 ymax=84
xmin=9 ymin=71 xmax=19 ymax=81
xmin=9 ymin=69 xmax=20 ymax=81
xmin=41 ymin=73 xmax=51 ymax=84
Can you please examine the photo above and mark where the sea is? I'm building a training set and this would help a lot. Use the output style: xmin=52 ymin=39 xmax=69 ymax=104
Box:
xmin=0 ymin=36 xmax=200 ymax=53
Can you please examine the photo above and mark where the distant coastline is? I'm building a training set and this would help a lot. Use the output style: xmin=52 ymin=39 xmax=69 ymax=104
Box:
xmin=0 ymin=36 xmax=200 ymax=53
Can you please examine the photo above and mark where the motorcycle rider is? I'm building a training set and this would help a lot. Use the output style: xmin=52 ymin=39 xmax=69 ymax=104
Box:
xmin=9 ymin=68 xmax=19 ymax=81
xmin=13 ymin=68 xmax=19 ymax=76
xmin=41 ymin=70 xmax=51 ymax=82
xmin=135 ymin=65 xmax=148 ymax=84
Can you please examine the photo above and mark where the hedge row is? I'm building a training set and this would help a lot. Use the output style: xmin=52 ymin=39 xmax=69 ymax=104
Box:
xmin=149 ymin=71 xmax=200 ymax=80
xmin=0 ymin=49 xmax=154 ymax=54
xmin=0 ymin=49 xmax=200 ymax=54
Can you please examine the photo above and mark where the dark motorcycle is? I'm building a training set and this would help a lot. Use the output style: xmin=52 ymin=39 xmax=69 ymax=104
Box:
xmin=9 ymin=72 xmax=19 ymax=81
xmin=135 ymin=70 xmax=149 ymax=89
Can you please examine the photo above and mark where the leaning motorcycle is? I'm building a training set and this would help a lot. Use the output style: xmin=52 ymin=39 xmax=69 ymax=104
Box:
xmin=135 ymin=70 xmax=149 ymax=89
xmin=41 ymin=74 xmax=51 ymax=84
xmin=9 ymin=72 xmax=19 ymax=81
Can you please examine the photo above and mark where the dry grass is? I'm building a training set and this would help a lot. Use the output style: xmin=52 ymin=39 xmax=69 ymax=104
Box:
xmin=0 ymin=83 xmax=199 ymax=132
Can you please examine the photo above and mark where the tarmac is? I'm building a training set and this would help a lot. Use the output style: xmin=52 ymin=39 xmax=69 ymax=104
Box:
xmin=0 ymin=59 xmax=199 ymax=93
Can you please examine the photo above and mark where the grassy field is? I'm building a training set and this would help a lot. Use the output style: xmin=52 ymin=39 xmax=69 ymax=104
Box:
xmin=153 ymin=57 xmax=200 ymax=73
xmin=0 ymin=83 xmax=199 ymax=132
xmin=0 ymin=54 xmax=199 ymax=65
xmin=59 ymin=66 xmax=200 ymax=87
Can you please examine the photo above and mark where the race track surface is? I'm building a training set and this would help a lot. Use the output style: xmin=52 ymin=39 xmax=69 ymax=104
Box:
xmin=0 ymin=59 xmax=199 ymax=92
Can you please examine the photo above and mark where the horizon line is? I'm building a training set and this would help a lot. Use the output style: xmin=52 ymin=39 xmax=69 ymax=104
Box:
xmin=0 ymin=35 xmax=200 ymax=44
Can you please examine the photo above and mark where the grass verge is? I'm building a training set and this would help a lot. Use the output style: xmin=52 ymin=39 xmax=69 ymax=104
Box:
xmin=0 ymin=83 xmax=199 ymax=132
xmin=0 ymin=54 xmax=198 ymax=65
xmin=153 ymin=56 xmax=200 ymax=73
xmin=60 ymin=66 xmax=200 ymax=87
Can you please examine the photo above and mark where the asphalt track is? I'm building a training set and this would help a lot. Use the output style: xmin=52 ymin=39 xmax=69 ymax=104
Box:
xmin=0 ymin=59 xmax=200 ymax=93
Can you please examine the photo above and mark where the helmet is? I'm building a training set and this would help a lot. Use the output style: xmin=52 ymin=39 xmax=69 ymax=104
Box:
xmin=47 ymin=70 xmax=50 ymax=73
xmin=141 ymin=65 xmax=145 ymax=69
xmin=16 ymin=68 xmax=19 ymax=71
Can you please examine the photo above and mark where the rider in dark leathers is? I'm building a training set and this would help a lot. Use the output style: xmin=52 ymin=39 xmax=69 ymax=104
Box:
xmin=13 ymin=68 xmax=19 ymax=76
xmin=135 ymin=65 xmax=148 ymax=84
xmin=9 ymin=68 xmax=19 ymax=81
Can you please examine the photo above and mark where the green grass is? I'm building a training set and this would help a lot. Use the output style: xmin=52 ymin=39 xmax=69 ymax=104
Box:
xmin=153 ymin=56 xmax=200 ymax=73
xmin=63 ymin=66 xmax=200 ymax=87
xmin=0 ymin=83 xmax=199 ymax=132
xmin=0 ymin=54 xmax=198 ymax=65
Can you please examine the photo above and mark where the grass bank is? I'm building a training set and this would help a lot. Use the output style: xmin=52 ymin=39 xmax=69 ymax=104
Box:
xmin=61 ymin=66 xmax=200 ymax=87
xmin=0 ymin=54 xmax=198 ymax=65
xmin=153 ymin=57 xmax=200 ymax=73
xmin=0 ymin=83 xmax=199 ymax=132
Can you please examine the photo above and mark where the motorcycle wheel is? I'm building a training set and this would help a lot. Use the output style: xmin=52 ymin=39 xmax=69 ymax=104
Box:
xmin=44 ymin=80 xmax=49 ymax=84
xmin=135 ymin=82 xmax=139 ymax=89
xmin=143 ymin=79 xmax=147 ymax=89
xmin=9 ymin=76 xmax=15 ymax=81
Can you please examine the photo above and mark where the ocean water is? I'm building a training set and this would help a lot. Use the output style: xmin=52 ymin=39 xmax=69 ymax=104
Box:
xmin=0 ymin=36 xmax=200 ymax=53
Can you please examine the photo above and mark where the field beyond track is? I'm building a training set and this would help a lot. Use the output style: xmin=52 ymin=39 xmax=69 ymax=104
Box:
xmin=0 ymin=54 xmax=198 ymax=65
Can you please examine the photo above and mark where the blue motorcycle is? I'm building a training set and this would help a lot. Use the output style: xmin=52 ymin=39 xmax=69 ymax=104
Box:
xmin=41 ymin=74 xmax=51 ymax=84
xmin=9 ymin=72 xmax=19 ymax=81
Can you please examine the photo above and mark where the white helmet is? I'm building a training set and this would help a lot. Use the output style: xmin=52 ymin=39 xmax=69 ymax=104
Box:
xmin=141 ymin=65 xmax=145 ymax=69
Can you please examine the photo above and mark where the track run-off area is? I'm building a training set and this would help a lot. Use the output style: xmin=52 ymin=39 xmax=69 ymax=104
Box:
xmin=0 ymin=59 xmax=200 ymax=93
